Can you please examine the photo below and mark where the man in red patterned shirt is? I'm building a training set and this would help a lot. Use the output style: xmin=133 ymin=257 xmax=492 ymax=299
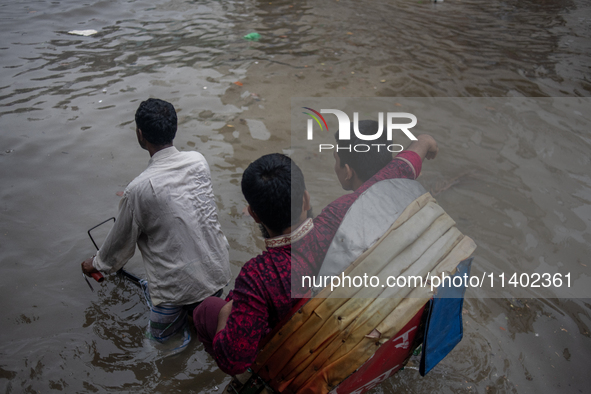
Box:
xmin=193 ymin=122 xmax=438 ymax=375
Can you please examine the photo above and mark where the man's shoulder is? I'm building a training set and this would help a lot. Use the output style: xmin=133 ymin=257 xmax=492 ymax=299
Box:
xmin=125 ymin=150 xmax=210 ymax=192
xmin=170 ymin=150 xmax=211 ymax=177
xmin=123 ymin=172 xmax=147 ymax=197
xmin=234 ymin=246 xmax=291 ymax=301
xmin=239 ymin=246 xmax=291 ymax=277
xmin=320 ymin=192 xmax=357 ymax=217
xmin=178 ymin=149 xmax=207 ymax=162
xmin=124 ymin=166 xmax=155 ymax=195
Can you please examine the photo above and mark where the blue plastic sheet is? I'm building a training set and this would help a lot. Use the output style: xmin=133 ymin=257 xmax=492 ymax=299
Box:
xmin=420 ymin=258 xmax=473 ymax=376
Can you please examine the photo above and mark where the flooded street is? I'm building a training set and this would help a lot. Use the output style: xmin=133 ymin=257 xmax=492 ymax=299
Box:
xmin=1 ymin=0 xmax=590 ymax=393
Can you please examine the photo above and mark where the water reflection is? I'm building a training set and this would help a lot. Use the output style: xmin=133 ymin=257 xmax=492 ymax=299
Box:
xmin=0 ymin=0 xmax=590 ymax=393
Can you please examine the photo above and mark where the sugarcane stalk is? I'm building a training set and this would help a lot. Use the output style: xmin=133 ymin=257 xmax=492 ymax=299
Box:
xmin=254 ymin=193 xmax=477 ymax=394
xmin=258 ymin=199 xmax=444 ymax=379
xmin=253 ymin=193 xmax=435 ymax=372
xmin=281 ymin=227 xmax=462 ymax=390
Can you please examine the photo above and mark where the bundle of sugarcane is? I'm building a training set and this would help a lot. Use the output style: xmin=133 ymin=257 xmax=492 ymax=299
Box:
xmin=251 ymin=193 xmax=476 ymax=394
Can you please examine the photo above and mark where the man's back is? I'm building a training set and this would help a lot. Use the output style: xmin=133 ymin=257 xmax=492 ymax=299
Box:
xmin=213 ymin=217 xmax=314 ymax=375
xmin=98 ymin=147 xmax=231 ymax=306
xmin=83 ymin=98 xmax=232 ymax=342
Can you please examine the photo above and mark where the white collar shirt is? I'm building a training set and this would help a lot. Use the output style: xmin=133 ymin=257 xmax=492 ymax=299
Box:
xmin=93 ymin=146 xmax=231 ymax=306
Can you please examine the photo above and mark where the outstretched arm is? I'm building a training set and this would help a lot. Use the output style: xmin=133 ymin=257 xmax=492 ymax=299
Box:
xmin=406 ymin=134 xmax=438 ymax=161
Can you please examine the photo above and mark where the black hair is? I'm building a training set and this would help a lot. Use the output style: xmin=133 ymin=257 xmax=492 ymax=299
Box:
xmin=134 ymin=98 xmax=177 ymax=145
xmin=241 ymin=153 xmax=306 ymax=235
xmin=335 ymin=120 xmax=392 ymax=182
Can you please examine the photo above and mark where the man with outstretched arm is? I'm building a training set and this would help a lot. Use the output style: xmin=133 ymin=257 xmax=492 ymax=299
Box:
xmin=194 ymin=122 xmax=438 ymax=375
xmin=81 ymin=98 xmax=231 ymax=342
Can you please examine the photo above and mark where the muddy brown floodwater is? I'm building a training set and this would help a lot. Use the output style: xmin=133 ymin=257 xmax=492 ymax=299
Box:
xmin=1 ymin=0 xmax=590 ymax=393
